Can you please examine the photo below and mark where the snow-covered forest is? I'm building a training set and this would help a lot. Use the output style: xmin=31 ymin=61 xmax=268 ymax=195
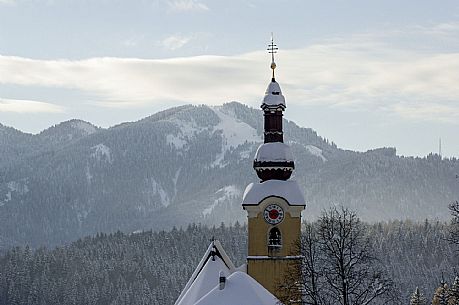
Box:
xmin=0 ymin=219 xmax=457 ymax=305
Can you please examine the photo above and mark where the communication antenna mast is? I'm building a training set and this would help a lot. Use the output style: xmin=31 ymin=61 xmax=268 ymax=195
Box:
xmin=439 ymin=137 xmax=442 ymax=159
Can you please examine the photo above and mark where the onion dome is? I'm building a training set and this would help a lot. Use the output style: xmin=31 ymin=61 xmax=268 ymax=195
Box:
xmin=254 ymin=143 xmax=294 ymax=181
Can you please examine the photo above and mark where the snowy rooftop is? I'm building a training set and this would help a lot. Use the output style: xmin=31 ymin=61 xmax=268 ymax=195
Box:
xmin=242 ymin=180 xmax=305 ymax=206
xmin=255 ymin=142 xmax=293 ymax=162
xmin=175 ymin=241 xmax=236 ymax=305
xmin=262 ymin=81 xmax=286 ymax=108
xmin=193 ymin=271 xmax=281 ymax=305
xmin=175 ymin=241 xmax=281 ymax=305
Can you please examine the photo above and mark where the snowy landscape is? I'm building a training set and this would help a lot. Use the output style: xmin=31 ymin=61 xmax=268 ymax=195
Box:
xmin=1 ymin=1 xmax=459 ymax=304
xmin=0 ymin=221 xmax=457 ymax=305
xmin=0 ymin=102 xmax=458 ymax=305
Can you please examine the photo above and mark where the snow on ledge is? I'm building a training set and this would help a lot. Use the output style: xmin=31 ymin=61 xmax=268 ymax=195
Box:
xmin=254 ymin=142 xmax=293 ymax=162
xmin=247 ymin=255 xmax=304 ymax=260
xmin=242 ymin=180 xmax=305 ymax=206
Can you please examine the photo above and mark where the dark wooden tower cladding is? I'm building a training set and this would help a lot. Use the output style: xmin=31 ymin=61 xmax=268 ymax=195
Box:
xmin=263 ymin=108 xmax=284 ymax=143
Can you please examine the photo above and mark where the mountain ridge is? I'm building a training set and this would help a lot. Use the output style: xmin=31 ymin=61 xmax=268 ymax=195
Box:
xmin=0 ymin=102 xmax=457 ymax=250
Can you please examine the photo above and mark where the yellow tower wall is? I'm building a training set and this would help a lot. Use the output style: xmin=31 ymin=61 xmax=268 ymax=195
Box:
xmin=244 ymin=196 xmax=304 ymax=298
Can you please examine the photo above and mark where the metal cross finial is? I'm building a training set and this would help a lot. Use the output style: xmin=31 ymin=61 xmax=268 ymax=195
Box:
xmin=267 ymin=33 xmax=278 ymax=81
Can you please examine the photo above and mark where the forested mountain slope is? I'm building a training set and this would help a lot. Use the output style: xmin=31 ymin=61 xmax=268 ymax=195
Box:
xmin=0 ymin=102 xmax=458 ymax=249
xmin=0 ymin=221 xmax=456 ymax=305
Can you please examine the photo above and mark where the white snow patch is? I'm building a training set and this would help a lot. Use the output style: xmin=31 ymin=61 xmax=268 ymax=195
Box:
xmin=166 ymin=117 xmax=205 ymax=150
xmin=90 ymin=143 xmax=113 ymax=163
xmin=211 ymin=152 xmax=226 ymax=168
xmin=72 ymin=121 xmax=96 ymax=135
xmin=76 ymin=210 xmax=89 ymax=225
xmin=1 ymin=180 xmax=29 ymax=207
xmin=172 ymin=168 xmax=181 ymax=200
xmin=167 ymin=134 xmax=188 ymax=149
xmin=151 ymin=179 xmax=170 ymax=207
xmin=210 ymin=107 xmax=261 ymax=167
xmin=213 ymin=107 xmax=261 ymax=148
xmin=202 ymin=185 xmax=241 ymax=217
xmin=288 ymin=141 xmax=328 ymax=162
xmin=305 ymin=145 xmax=327 ymax=162
xmin=85 ymin=164 xmax=93 ymax=184
xmin=239 ymin=146 xmax=254 ymax=159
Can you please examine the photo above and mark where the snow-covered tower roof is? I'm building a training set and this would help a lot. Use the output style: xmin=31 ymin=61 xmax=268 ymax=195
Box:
xmin=262 ymin=80 xmax=286 ymax=110
xmin=242 ymin=180 xmax=305 ymax=206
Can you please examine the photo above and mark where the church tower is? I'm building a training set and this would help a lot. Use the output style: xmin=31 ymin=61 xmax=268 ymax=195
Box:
xmin=242 ymin=37 xmax=306 ymax=298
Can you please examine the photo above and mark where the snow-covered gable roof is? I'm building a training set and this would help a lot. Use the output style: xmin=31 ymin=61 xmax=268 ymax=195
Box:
xmin=193 ymin=271 xmax=282 ymax=305
xmin=175 ymin=240 xmax=236 ymax=305
xmin=242 ymin=180 xmax=305 ymax=206
xmin=262 ymin=81 xmax=286 ymax=109
xmin=255 ymin=142 xmax=293 ymax=162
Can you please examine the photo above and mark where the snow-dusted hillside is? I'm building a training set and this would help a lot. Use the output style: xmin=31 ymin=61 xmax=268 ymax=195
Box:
xmin=0 ymin=102 xmax=458 ymax=249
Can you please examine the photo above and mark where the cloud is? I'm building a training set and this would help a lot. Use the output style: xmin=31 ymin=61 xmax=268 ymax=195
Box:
xmin=161 ymin=35 xmax=192 ymax=50
xmin=1 ymin=34 xmax=458 ymax=123
xmin=0 ymin=0 xmax=16 ymax=5
xmin=166 ymin=0 xmax=209 ymax=12
xmin=0 ymin=98 xmax=64 ymax=113
xmin=413 ymin=21 xmax=459 ymax=37
xmin=390 ymin=102 xmax=459 ymax=124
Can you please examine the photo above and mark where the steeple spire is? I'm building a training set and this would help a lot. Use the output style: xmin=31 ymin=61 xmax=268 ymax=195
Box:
xmin=267 ymin=33 xmax=278 ymax=81
xmin=253 ymin=36 xmax=294 ymax=182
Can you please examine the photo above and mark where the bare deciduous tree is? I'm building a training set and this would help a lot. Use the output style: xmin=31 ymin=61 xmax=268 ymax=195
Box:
xmin=279 ymin=207 xmax=395 ymax=305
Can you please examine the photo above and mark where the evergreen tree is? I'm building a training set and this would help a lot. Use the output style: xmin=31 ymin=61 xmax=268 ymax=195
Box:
xmin=450 ymin=201 xmax=459 ymax=247
xmin=432 ymin=281 xmax=449 ymax=305
xmin=410 ymin=287 xmax=426 ymax=305
xmin=450 ymin=277 xmax=459 ymax=305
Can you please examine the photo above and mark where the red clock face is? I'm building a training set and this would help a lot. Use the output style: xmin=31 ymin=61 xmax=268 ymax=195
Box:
xmin=263 ymin=204 xmax=284 ymax=225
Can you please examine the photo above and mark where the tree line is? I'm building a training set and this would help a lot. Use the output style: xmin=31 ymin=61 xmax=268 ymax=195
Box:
xmin=0 ymin=207 xmax=458 ymax=305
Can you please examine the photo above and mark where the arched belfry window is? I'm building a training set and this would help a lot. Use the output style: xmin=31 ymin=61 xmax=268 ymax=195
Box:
xmin=268 ymin=227 xmax=282 ymax=249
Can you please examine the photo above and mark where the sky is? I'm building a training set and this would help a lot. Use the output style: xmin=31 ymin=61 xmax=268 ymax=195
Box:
xmin=0 ymin=0 xmax=458 ymax=157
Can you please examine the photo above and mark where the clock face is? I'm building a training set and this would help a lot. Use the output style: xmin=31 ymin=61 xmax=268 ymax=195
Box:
xmin=263 ymin=204 xmax=284 ymax=225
